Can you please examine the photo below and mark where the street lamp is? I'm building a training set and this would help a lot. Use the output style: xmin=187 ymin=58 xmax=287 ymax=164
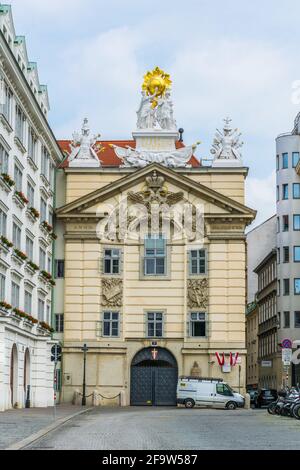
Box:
xmin=81 ymin=343 xmax=89 ymax=406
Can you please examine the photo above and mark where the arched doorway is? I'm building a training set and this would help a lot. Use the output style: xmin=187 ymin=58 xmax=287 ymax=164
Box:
xmin=10 ymin=344 xmax=18 ymax=408
xmin=130 ymin=347 xmax=178 ymax=406
xmin=24 ymin=349 xmax=31 ymax=406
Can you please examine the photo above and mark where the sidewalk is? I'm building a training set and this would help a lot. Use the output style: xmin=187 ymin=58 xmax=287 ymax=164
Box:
xmin=0 ymin=405 xmax=90 ymax=449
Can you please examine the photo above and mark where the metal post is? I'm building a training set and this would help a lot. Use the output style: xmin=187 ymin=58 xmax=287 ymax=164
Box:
xmin=238 ymin=365 xmax=241 ymax=394
xmin=81 ymin=344 xmax=89 ymax=406
xmin=54 ymin=361 xmax=57 ymax=421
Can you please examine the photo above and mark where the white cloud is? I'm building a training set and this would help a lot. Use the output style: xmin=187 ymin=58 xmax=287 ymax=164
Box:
xmin=246 ymin=170 xmax=276 ymax=229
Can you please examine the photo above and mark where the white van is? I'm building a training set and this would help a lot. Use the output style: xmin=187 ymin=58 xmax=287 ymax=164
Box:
xmin=177 ymin=377 xmax=245 ymax=410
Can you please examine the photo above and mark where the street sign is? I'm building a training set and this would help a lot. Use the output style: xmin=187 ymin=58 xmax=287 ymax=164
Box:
xmin=261 ymin=360 xmax=272 ymax=368
xmin=282 ymin=348 xmax=292 ymax=366
xmin=51 ymin=344 xmax=62 ymax=362
xmin=282 ymin=339 xmax=292 ymax=349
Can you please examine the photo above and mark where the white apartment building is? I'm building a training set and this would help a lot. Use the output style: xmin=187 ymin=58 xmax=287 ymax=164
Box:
xmin=0 ymin=4 xmax=62 ymax=411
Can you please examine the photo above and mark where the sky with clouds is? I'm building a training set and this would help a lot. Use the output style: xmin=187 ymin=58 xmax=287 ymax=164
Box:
xmin=6 ymin=0 xmax=300 ymax=227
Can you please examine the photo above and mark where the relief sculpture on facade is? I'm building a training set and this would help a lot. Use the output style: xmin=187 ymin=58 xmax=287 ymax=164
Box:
xmin=102 ymin=278 xmax=123 ymax=307
xmin=187 ymin=279 xmax=209 ymax=309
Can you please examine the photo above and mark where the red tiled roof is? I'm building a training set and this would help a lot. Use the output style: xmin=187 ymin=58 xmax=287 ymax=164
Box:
xmin=57 ymin=140 xmax=200 ymax=168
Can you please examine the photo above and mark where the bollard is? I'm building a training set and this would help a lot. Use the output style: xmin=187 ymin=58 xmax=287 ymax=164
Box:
xmin=244 ymin=393 xmax=251 ymax=410
xmin=120 ymin=390 xmax=127 ymax=407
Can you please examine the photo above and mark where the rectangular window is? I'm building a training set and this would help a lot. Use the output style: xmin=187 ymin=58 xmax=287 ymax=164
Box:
xmin=278 ymin=312 xmax=281 ymax=328
xmin=14 ymin=164 xmax=22 ymax=192
xmin=190 ymin=312 xmax=206 ymax=337
xmin=283 ymin=279 xmax=290 ymax=296
xmin=282 ymin=184 xmax=289 ymax=200
xmin=39 ymin=248 xmax=46 ymax=270
xmin=12 ymin=222 xmax=21 ymax=249
xmin=41 ymin=146 xmax=50 ymax=180
xmin=278 ymin=280 xmax=281 ymax=296
xmin=40 ymin=198 xmax=47 ymax=222
xmin=283 ymin=215 xmax=289 ymax=232
xmin=276 ymin=186 xmax=279 ymax=202
xmin=283 ymin=246 xmax=290 ymax=263
xmin=47 ymin=257 xmax=51 ymax=274
xmin=0 ymin=144 xmax=9 ymax=174
xmin=55 ymin=260 xmax=65 ymax=279
xmin=26 ymin=236 xmax=34 ymax=260
xmin=284 ymin=311 xmax=290 ymax=329
xmin=277 ymin=248 xmax=280 ymax=264
xmin=0 ymin=273 xmax=5 ymax=301
xmin=147 ymin=312 xmax=163 ymax=338
xmin=38 ymin=299 xmax=44 ymax=321
xmin=103 ymin=311 xmax=119 ymax=337
xmin=293 ymin=183 xmax=300 ymax=199
xmin=277 ymin=217 xmax=280 ymax=233
xmin=190 ymin=249 xmax=207 ymax=275
xmin=295 ymin=312 xmax=300 ymax=328
xmin=24 ymin=291 xmax=32 ymax=315
xmin=144 ymin=235 xmax=166 ymax=276
xmin=27 ymin=181 xmax=35 ymax=208
xmin=294 ymin=215 xmax=300 ymax=231
xmin=11 ymin=282 xmax=20 ymax=309
xmin=28 ymin=128 xmax=37 ymax=163
xmin=276 ymin=155 xmax=279 ymax=171
xmin=104 ymin=249 xmax=120 ymax=275
xmin=282 ymin=153 xmax=289 ymax=169
xmin=294 ymin=279 xmax=300 ymax=295
xmin=294 ymin=246 xmax=300 ymax=262
xmin=1 ymin=82 xmax=12 ymax=123
xmin=15 ymin=105 xmax=26 ymax=143
xmin=0 ymin=208 xmax=7 ymax=237
xmin=46 ymin=305 xmax=50 ymax=324
xmin=55 ymin=314 xmax=64 ymax=333
xmin=292 ymin=152 xmax=300 ymax=168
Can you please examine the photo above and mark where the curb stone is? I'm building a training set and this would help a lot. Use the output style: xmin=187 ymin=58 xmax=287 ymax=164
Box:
xmin=5 ymin=407 xmax=93 ymax=450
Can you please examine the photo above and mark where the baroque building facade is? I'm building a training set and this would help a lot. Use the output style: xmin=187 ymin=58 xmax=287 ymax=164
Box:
xmin=56 ymin=68 xmax=256 ymax=406
xmin=0 ymin=5 xmax=62 ymax=411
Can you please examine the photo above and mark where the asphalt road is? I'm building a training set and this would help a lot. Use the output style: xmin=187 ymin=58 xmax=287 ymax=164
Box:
xmin=24 ymin=406 xmax=300 ymax=450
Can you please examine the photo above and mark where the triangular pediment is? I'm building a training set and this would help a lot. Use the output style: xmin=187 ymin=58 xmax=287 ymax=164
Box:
xmin=56 ymin=163 xmax=256 ymax=221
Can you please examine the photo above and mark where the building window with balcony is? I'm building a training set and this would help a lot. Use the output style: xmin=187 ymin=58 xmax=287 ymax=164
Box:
xmin=283 ymin=279 xmax=290 ymax=296
xmin=55 ymin=260 xmax=65 ymax=279
xmin=40 ymin=198 xmax=47 ymax=222
xmin=147 ymin=312 xmax=163 ymax=338
xmin=277 ymin=217 xmax=280 ymax=233
xmin=276 ymin=155 xmax=279 ymax=171
xmin=295 ymin=312 xmax=300 ymax=328
xmin=277 ymin=248 xmax=280 ymax=264
xmin=189 ymin=312 xmax=207 ymax=337
xmin=24 ymin=290 xmax=32 ymax=315
xmin=294 ymin=215 xmax=300 ymax=231
xmin=0 ymin=273 xmax=5 ymax=301
xmin=38 ymin=299 xmax=44 ymax=321
xmin=282 ymin=153 xmax=289 ymax=169
xmin=11 ymin=281 xmax=20 ymax=309
xmin=190 ymin=249 xmax=207 ymax=275
xmin=0 ymin=208 xmax=7 ymax=237
xmin=282 ymin=184 xmax=289 ymax=200
xmin=294 ymin=279 xmax=300 ymax=295
xmin=0 ymin=144 xmax=9 ymax=174
xmin=1 ymin=82 xmax=12 ymax=123
xmin=144 ymin=235 xmax=166 ymax=276
xmin=39 ymin=247 xmax=46 ymax=271
xmin=283 ymin=246 xmax=290 ymax=263
xmin=284 ymin=311 xmax=290 ymax=329
xmin=293 ymin=183 xmax=300 ymax=199
xmin=102 ymin=311 xmax=120 ymax=337
xmin=283 ymin=215 xmax=289 ymax=232
xmin=276 ymin=186 xmax=279 ymax=202
xmin=28 ymin=128 xmax=37 ymax=163
xmin=41 ymin=146 xmax=50 ymax=180
xmin=14 ymin=164 xmax=22 ymax=192
xmin=26 ymin=236 xmax=34 ymax=261
xmin=12 ymin=222 xmax=21 ymax=249
xmin=15 ymin=105 xmax=26 ymax=144
xmin=294 ymin=246 xmax=300 ymax=262
xmin=27 ymin=181 xmax=35 ymax=208
xmin=104 ymin=249 xmax=120 ymax=275
xmin=292 ymin=152 xmax=300 ymax=168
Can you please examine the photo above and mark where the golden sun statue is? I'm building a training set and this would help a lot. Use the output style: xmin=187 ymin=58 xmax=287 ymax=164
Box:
xmin=142 ymin=67 xmax=172 ymax=108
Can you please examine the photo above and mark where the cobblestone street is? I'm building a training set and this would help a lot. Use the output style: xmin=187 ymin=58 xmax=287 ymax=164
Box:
xmin=20 ymin=407 xmax=300 ymax=451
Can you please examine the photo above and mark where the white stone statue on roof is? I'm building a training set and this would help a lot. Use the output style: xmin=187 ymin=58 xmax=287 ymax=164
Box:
xmin=69 ymin=118 xmax=102 ymax=168
xmin=211 ymin=117 xmax=244 ymax=167
xmin=156 ymin=90 xmax=177 ymax=131
xmin=136 ymin=91 xmax=157 ymax=129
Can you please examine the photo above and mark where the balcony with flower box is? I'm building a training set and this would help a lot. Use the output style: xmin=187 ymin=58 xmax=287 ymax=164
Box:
xmin=0 ymin=236 xmax=13 ymax=255
xmin=25 ymin=260 xmax=39 ymax=276
xmin=13 ymin=191 xmax=29 ymax=210
xmin=12 ymin=248 xmax=28 ymax=267
xmin=12 ymin=308 xmax=39 ymax=330
xmin=0 ymin=173 xmax=15 ymax=194
xmin=37 ymin=321 xmax=54 ymax=336
xmin=0 ymin=301 xmax=12 ymax=316
xmin=26 ymin=207 xmax=40 ymax=224
xmin=39 ymin=270 xmax=56 ymax=288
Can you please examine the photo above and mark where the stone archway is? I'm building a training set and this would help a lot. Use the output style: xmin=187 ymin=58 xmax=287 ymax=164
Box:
xmin=10 ymin=344 xmax=18 ymax=408
xmin=130 ymin=347 xmax=178 ymax=406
